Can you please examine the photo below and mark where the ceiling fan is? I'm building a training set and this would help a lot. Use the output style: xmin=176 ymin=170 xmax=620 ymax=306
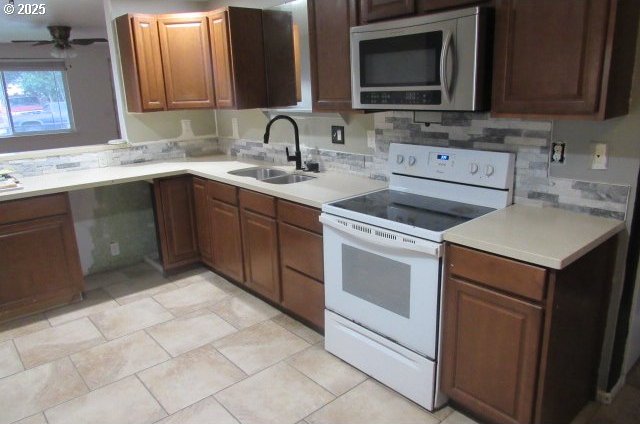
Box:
xmin=11 ymin=26 xmax=107 ymax=58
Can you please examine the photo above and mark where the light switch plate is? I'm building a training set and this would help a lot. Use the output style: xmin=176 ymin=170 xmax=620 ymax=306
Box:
xmin=332 ymin=126 xmax=345 ymax=144
xmin=367 ymin=130 xmax=376 ymax=149
xmin=592 ymin=143 xmax=608 ymax=170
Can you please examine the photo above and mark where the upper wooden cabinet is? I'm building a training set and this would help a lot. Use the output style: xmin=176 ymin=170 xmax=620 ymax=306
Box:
xmin=308 ymin=0 xmax=359 ymax=111
xmin=157 ymin=13 xmax=215 ymax=110
xmin=116 ymin=14 xmax=166 ymax=112
xmin=416 ymin=0 xmax=485 ymax=14
xmin=492 ymin=0 xmax=640 ymax=119
xmin=359 ymin=0 xmax=415 ymax=23
xmin=208 ymin=8 xmax=273 ymax=109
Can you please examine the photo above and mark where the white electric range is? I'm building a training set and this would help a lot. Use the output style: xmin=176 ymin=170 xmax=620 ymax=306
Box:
xmin=320 ymin=143 xmax=515 ymax=410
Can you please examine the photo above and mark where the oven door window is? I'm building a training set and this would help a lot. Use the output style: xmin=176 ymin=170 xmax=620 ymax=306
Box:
xmin=359 ymin=31 xmax=442 ymax=87
xmin=342 ymin=245 xmax=411 ymax=318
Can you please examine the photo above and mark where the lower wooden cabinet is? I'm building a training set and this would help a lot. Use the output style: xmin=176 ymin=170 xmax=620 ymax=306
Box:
xmin=207 ymin=182 xmax=244 ymax=282
xmin=240 ymin=189 xmax=280 ymax=303
xmin=442 ymin=241 xmax=616 ymax=424
xmin=0 ymin=193 xmax=84 ymax=322
xmin=193 ymin=177 xmax=212 ymax=265
xmin=278 ymin=200 xmax=325 ymax=329
xmin=153 ymin=176 xmax=200 ymax=272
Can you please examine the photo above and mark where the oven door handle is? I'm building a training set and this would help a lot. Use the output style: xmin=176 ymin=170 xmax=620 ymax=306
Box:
xmin=320 ymin=214 xmax=441 ymax=257
xmin=440 ymin=30 xmax=453 ymax=104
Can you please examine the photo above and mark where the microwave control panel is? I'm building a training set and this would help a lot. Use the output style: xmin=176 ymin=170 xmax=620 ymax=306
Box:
xmin=360 ymin=91 xmax=441 ymax=105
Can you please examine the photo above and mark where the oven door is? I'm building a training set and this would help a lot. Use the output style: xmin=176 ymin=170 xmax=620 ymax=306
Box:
xmin=320 ymin=213 xmax=441 ymax=359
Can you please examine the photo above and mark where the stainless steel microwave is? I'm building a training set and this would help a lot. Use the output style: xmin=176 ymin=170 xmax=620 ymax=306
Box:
xmin=350 ymin=7 xmax=489 ymax=111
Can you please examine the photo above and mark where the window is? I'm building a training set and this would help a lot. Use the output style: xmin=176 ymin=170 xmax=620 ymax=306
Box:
xmin=0 ymin=61 xmax=74 ymax=137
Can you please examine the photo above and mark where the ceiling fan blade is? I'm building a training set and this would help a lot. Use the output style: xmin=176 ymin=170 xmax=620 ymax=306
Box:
xmin=11 ymin=40 xmax=46 ymax=43
xmin=70 ymin=38 xmax=108 ymax=45
xmin=33 ymin=41 xmax=55 ymax=46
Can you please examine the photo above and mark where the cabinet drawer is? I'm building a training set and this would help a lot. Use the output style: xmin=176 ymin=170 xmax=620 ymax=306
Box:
xmin=206 ymin=180 xmax=237 ymax=205
xmin=447 ymin=244 xmax=547 ymax=302
xmin=282 ymin=268 xmax=324 ymax=329
xmin=278 ymin=200 xmax=322 ymax=234
xmin=280 ymin=222 xmax=323 ymax=282
xmin=0 ymin=193 xmax=69 ymax=225
xmin=239 ymin=189 xmax=276 ymax=217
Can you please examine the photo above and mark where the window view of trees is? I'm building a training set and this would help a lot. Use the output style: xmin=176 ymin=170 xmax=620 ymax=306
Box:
xmin=0 ymin=69 xmax=73 ymax=137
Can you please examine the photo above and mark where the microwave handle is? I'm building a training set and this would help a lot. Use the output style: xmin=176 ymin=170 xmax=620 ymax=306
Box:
xmin=320 ymin=214 xmax=441 ymax=257
xmin=440 ymin=31 xmax=453 ymax=103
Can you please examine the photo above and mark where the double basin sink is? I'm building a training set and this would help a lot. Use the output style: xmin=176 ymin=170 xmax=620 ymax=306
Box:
xmin=228 ymin=167 xmax=316 ymax=184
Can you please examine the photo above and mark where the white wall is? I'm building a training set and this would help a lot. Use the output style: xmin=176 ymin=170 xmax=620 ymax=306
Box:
xmin=0 ymin=43 xmax=120 ymax=153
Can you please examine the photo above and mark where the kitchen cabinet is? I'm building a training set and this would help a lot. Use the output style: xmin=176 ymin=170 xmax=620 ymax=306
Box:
xmin=0 ymin=193 xmax=84 ymax=322
xmin=278 ymin=200 xmax=324 ymax=330
xmin=359 ymin=0 xmax=415 ymax=23
xmin=193 ymin=177 xmax=212 ymax=266
xmin=157 ymin=13 xmax=215 ymax=110
xmin=442 ymin=240 xmax=617 ymax=424
xmin=239 ymin=189 xmax=280 ymax=303
xmin=492 ymin=0 xmax=640 ymax=119
xmin=308 ymin=0 xmax=359 ymax=111
xmin=153 ymin=176 xmax=200 ymax=272
xmin=115 ymin=14 xmax=166 ymax=112
xmin=206 ymin=181 xmax=244 ymax=282
xmin=416 ymin=0 xmax=485 ymax=13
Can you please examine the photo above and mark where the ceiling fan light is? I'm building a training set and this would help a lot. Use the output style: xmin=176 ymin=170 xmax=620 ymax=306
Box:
xmin=50 ymin=45 xmax=77 ymax=59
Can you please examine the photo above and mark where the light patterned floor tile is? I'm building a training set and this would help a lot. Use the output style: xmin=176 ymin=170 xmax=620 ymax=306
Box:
xmin=287 ymin=344 xmax=367 ymax=396
xmin=0 ymin=358 xmax=87 ymax=424
xmin=172 ymin=271 xmax=240 ymax=294
xmin=147 ymin=310 xmax=237 ymax=356
xmin=441 ymin=411 xmax=481 ymax=424
xmin=90 ymin=298 xmax=173 ymax=340
xmin=46 ymin=289 xmax=119 ymax=326
xmin=210 ymin=291 xmax=281 ymax=329
xmin=153 ymin=281 xmax=231 ymax=316
xmin=213 ymin=320 xmax=309 ymax=374
xmin=0 ymin=340 xmax=23 ymax=378
xmin=155 ymin=396 xmax=240 ymax=424
xmin=0 ymin=314 xmax=50 ymax=343
xmin=138 ymin=344 xmax=246 ymax=414
xmin=13 ymin=318 xmax=105 ymax=368
xmin=71 ymin=331 xmax=170 ymax=389
xmin=45 ymin=376 xmax=166 ymax=424
xmin=432 ymin=406 xmax=455 ymax=421
xmin=216 ymin=362 xmax=334 ymax=424
xmin=84 ymin=269 xmax=128 ymax=291
xmin=104 ymin=277 xmax=178 ymax=306
xmin=12 ymin=413 xmax=47 ymax=424
xmin=306 ymin=379 xmax=439 ymax=424
xmin=272 ymin=314 xmax=324 ymax=344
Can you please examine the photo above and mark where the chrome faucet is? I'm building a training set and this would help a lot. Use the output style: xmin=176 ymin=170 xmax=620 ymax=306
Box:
xmin=263 ymin=115 xmax=302 ymax=171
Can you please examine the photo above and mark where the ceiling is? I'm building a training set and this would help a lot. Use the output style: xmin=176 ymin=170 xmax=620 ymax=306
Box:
xmin=0 ymin=0 xmax=108 ymax=43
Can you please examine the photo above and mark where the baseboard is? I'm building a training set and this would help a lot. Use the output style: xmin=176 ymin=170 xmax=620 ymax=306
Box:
xmin=596 ymin=375 xmax=626 ymax=404
xmin=143 ymin=253 xmax=163 ymax=274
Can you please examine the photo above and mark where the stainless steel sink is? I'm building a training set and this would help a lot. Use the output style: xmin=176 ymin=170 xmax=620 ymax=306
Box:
xmin=262 ymin=174 xmax=317 ymax=184
xmin=228 ymin=167 xmax=288 ymax=180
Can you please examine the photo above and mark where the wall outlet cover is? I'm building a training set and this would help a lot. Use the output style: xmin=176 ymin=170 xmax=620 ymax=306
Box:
xmin=110 ymin=242 xmax=120 ymax=256
xmin=367 ymin=130 xmax=376 ymax=149
xmin=550 ymin=142 xmax=566 ymax=164
xmin=231 ymin=118 xmax=239 ymax=139
xmin=331 ymin=126 xmax=345 ymax=144
xmin=592 ymin=143 xmax=608 ymax=170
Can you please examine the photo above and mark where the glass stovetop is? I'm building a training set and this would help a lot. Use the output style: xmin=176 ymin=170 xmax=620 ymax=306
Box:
xmin=329 ymin=189 xmax=496 ymax=233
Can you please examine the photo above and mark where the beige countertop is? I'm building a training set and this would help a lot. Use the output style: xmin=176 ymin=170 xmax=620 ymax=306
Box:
xmin=443 ymin=203 xmax=625 ymax=269
xmin=0 ymin=155 xmax=387 ymax=208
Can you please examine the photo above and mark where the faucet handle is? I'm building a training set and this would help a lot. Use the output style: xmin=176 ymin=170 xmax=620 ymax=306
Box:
xmin=285 ymin=147 xmax=296 ymax=162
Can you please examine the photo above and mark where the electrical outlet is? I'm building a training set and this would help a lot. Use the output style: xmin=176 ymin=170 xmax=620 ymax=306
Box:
xmin=231 ymin=118 xmax=239 ymax=139
xmin=550 ymin=142 xmax=566 ymax=164
xmin=367 ymin=130 xmax=376 ymax=149
xmin=110 ymin=242 xmax=120 ymax=256
xmin=331 ymin=126 xmax=345 ymax=144
xmin=592 ymin=143 xmax=608 ymax=170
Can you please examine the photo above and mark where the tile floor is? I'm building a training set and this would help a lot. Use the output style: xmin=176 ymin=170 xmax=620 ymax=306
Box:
xmin=1 ymin=262 xmax=630 ymax=424
xmin=0 ymin=263 xmax=473 ymax=424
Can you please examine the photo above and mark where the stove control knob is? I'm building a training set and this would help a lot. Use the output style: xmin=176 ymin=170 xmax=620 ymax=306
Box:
xmin=485 ymin=164 xmax=495 ymax=177
xmin=469 ymin=163 xmax=479 ymax=174
xmin=396 ymin=154 xmax=405 ymax=165
xmin=408 ymin=156 xmax=417 ymax=166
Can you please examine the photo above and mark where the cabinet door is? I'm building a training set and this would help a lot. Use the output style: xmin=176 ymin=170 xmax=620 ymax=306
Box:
xmin=193 ymin=178 xmax=212 ymax=265
xmin=0 ymin=215 xmax=83 ymax=321
xmin=241 ymin=209 xmax=280 ymax=302
xmin=360 ymin=0 xmax=415 ymax=23
xmin=157 ymin=14 xmax=215 ymax=109
xmin=209 ymin=11 xmax=235 ymax=108
xmin=209 ymin=199 xmax=244 ymax=282
xmin=492 ymin=0 xmax=610 ymax=116
xmin=154 ymin=177 xmax=199 ymax=271
xmin=416 ymin=0 xmax=483 ymax=14
xmin=441 ymin=277 xmax=543 ymax=424
xmin=308 ymin=0 xmax=358 ymax=111
xmin=279 ymin=222 xmax=324 ymax=329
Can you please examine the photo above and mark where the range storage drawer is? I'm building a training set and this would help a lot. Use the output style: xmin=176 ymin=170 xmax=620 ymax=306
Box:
xmin=447 ymin=244 xmax=547 ymax=302
xmin=278 ymin=200 xmax=322 ymax=234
